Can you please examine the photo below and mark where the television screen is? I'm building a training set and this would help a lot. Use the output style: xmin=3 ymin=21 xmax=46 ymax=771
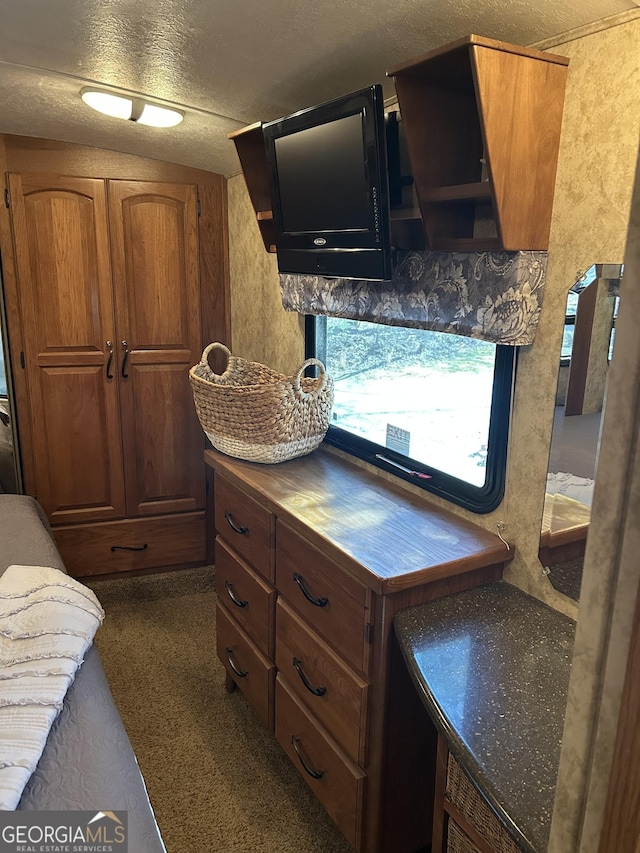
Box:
xmin=263 ymin=85 xmax=392 ymax=281
xmin=275 ymin=114 xmax=370 ymax=233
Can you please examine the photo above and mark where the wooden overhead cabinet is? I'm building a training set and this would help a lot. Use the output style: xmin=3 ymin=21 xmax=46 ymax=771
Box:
xmin=387 ymin=35 xmax=569 ymax=251
xmin=228 ymin=122 xmax=276 ymax=253
xmin=7 ymin=174 xmax=207 ymax=575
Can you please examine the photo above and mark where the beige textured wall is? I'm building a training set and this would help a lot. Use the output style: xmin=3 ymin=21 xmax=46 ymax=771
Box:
xmin=443 ymin=15 xmax=640 ymax=613
xmin=227 ymin=174 xmax=305 ymax=374
xmin=225 ymin=14 xmax=640 ymax=616
xmin=549 ymin=145 xmax=640 ymax=853
xmin=500 ymin=14 xmax=640 ymax=614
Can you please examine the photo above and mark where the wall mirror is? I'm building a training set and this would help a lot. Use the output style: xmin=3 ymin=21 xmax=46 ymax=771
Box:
xmin=540 ymin=263 xmax=623 ymax=600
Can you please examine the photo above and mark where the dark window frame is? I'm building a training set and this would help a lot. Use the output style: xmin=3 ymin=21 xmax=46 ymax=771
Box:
xmin=306 ymin=315 xmax=516 ymax=514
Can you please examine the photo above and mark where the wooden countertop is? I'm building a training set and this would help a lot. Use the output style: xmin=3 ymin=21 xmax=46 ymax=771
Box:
xmin=205 ymin=447 xmax=512 ymax=595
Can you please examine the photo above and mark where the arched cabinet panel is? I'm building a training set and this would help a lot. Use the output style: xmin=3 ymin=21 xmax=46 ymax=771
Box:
xmin=108 ymin=181 xmax=205 ymax=516
xmin=8 ymin=173 xmax=125 ymax=523
xmin=7 ymin=173 xmax=209 ymax=575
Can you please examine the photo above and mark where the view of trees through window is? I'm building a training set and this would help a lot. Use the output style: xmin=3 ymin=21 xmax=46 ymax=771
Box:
xmin=316 ymin=317 xmax=497 ymax=487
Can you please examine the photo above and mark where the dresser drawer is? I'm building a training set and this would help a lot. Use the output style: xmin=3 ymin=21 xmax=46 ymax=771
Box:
xmin=53 ymin=511 xmax=207 ymax=577
xmin=216 ymin=604 xmax=275 ymax=730
xmin=275 ymin=676 xmax=365 ymax=849
xmin=215 ymin=536 xmax=275 ymax=658
xmin=276 ymin=521 xmax=371 ymax=674
xmin=215 ymin=474 xmax=274 ymax=581
xmin=276 ymin=599 xmax=369 ymax=766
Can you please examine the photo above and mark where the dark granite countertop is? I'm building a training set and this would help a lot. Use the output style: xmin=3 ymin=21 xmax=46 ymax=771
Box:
xmin=394 ymin=581 xmax=576 ymax=853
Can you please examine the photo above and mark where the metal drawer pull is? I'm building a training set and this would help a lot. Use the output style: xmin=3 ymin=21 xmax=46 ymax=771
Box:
xmin=121 ymin=340 xmax=130 ymax=378
xmin=293 ymin=658 xmax=326 ymax=696
xmin=105 ymin=341 xmax=114 ymax=379
xmin=291 ymin=736 xmax=324 ymax=779
xmin=293 ymin=573 xmax=328 ymax=607
xmin=111 ymin=543 xmax=148 ymax=552
xmin=225 ymin=512 xmax=248 ymax=535
xmin=225 ymin=580 xmax=248 ymax=608
xmin=225 ymin=647 xmax=248 ymax=678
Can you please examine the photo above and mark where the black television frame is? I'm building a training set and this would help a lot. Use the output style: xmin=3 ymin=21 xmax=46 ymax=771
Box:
xmin=263 ymin=84 xmax=393 ymax=281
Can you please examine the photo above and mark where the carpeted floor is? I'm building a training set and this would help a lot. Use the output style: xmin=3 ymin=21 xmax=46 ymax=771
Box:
xmin=86 ymin=566 xmax=353 ymax=853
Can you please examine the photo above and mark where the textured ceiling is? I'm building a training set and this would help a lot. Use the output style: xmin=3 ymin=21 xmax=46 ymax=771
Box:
xmin=0 ymin=0 xmax=638 ymax=177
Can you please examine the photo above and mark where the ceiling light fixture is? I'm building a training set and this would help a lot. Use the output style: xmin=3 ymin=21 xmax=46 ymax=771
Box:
xmin=80 ymin=88 xmax=183 ymax=128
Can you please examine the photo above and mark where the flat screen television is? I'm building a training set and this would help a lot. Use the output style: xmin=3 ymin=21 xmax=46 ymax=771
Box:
xmin=263 ymin=84 xmax=393 ymax=281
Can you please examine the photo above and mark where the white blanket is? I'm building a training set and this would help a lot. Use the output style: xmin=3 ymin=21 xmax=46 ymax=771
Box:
xmin=546 ymin=471 xmax=595 ymax=507
xmin=0 ymin=565 xmax=104 ymax=810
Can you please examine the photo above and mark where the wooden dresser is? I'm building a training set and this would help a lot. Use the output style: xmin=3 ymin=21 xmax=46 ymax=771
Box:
xmin=206 ymin=447 xmax=513 ymax=852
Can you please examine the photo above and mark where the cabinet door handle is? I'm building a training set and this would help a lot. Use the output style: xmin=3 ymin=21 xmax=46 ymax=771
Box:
xmin=225 ymin=511 xmax=248 ymax=535
xmin=224 ymin=580 xmax=248 ymax=608
xmin=293 ymin=657 xmax=326 ymax=696
xmin=293 ymin=573 xmax=328 ymax=607
xmin=291 ymin=736 xmax=324 ymax=779
xmin=225 ymin=647 xmax=248 ymax=678
xmin=121 ymin=340 xmax=130 ymax=378
xmin=105 ymin=341 xmax=114 ymax=379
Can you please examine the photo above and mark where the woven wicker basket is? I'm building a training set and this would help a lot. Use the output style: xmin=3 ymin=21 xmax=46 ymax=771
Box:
xmin=189 ymin=342 xmax=334 ymax=464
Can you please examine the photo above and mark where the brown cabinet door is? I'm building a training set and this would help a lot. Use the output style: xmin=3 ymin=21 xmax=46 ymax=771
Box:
xmin=108 ymin=180 xmax=205 ymax=516
xmin=8 ymin=173 xmax=125 ymax=523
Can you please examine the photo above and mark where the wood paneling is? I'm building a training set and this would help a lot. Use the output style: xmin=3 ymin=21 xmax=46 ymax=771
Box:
xmin=388 ymin=35 xmax=568 ymax=251
xmin=276 ymin=519 xmax=372 ymax=676
xmin=276 ymin=598 xmax=369 ymax=766
xmin=214 ymin=473 xmax=275 ymax=581
xmin=598 ymin=575 xmax=640 ymax=853
xmin=197 ymin=182 xmax=231 ymax=350
xmin=0 ymin=134 xmax=230 ymax=571
xmin=217 ymin=604 xmax=276 ymax=731
xmin=0 ymin=138 xmax=34 ymax=492
xmin=228 ymin=123 xmax=276 ymax=252
xmin=275 ymin=676 xmax=366 ymax=850
xmin=8 ymin=173 xmax=125 ymax=522
xmin=207 ymin=448 xmax=510 ymax=853
xmin=109 ymin=179 xmax=205 ymax=516
xmin=472 ymin=44 xmax=568 ymax=249
xmin=205 ymin=447 xmax=512 ymax=594
xmin=565 ymin=278 xmax=598 ymax=416
xmin=52 ymin=510 xmax=207 ymax=576
xmin=215 ymin=536 xmax=276 ymax=658
xmin=2 ymin=134 xmax=228 ymax=184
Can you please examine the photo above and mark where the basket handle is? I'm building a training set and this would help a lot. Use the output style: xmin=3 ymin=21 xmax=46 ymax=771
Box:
xmin=292 ymin=358 xmax=328 ymax=398
xmin=201 ymin=342 xmax=231 ymax=376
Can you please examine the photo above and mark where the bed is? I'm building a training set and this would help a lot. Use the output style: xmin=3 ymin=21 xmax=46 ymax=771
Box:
xmin=539 ymin=472 xmax=593 ymax=567
xmin=1 ymin=494 xmax=166 ymax=852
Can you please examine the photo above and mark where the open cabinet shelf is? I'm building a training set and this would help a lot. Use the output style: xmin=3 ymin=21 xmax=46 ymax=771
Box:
xmin=228 ymin=122 xmax=277 ymax=252
xmin=387 ymin=34 xmax=569 ymax=252
xmin=230 ymin=35 xmax=569 ymax=261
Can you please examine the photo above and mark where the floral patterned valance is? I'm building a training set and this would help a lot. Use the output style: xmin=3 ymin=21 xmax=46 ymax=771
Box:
xmin=280 ymin=250 xmax=548 ymax=346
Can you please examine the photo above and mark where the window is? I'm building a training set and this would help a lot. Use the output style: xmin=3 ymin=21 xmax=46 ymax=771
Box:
xmin=307 ymin=316 xmax=515 ymax=513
